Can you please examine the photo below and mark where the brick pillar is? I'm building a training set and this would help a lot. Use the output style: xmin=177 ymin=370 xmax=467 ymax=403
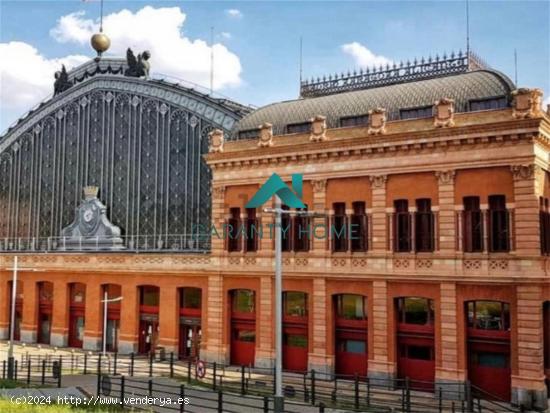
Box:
xmin=211 ymin=185 xmax=226 ymax=254
xmin=311 ymin=180 xmax=327 ymax=254
xmin=309 ymin=278 xmax=332 ymax=373
xmin=202 ymin=274 xmax=226 ymax=364
xmin=50 ymin=280 xmax=68 ymax=347
xmin=512 ymin=285 xmax=547 ymax=411
xmin=511 ymin=165 xmax=541 ymax=255
xmin=20 ymin=279 xmax=37 ymax=343
xmin=158 ymin=285 xmax=178 ymax=354
xmin=369 ymin=280 xmax=394 ymax=381
xmin=0 ymin=276 xmax=8 ymax=339
xmin=436 ymin=283 xmax=465 ymax=397
xmin=118 ymin=283 xmax=138 ymax=354
xmin=256 ymin=276 xmax=274 ymax=367
xmin=83 ymin=282 xmax=102 ymax=351
xmin=435 ymin=171 xmax=456 ymax=253
xmin=369 ymin=175 xmax=388 ymax=252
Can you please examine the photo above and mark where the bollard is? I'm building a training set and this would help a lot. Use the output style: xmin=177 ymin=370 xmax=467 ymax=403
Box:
xmin=213 ymin=362 xmax=217 ymax=390
xmin=217 ymin=390 xmax=223 ymax=413
xmin=310 ymin=369 xmax=316 ymax=405
xmin=130 ymin=352 xmax=135 ymax=377
xmin=96 ymin=372 xmax=102 ymax=396
xmin=241 ymin=365 xmax=246 ymax=395
xmin=148 ymin=378 xmax=153 ymax=397
xmin=120 ymin=376 xmax=125 ymax=407
xmin=319 ymin=402 xmax=325 ymax=413
xmin=149 ymin=352 xmax=153 ymax=377
xmin=179 ymin=384 xmax=185 ymax=413
xmin=170 ymin=352 xmax=174 ymax=378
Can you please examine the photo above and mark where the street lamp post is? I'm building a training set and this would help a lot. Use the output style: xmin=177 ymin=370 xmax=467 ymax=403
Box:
xmin=7 ymin=256 xmax=18 ymax=378
xmin=264 ymin=200 xmax=324 ymax=413
xmin=101 ymin=292 xmax=123 ymax=356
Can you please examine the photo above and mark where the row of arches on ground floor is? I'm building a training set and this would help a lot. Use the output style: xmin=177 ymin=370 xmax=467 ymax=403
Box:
xmin=6 ymin=282 xmax=527 ymax=401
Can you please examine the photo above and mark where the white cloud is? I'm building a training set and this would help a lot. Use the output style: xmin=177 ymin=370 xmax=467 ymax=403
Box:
xmin=0 ymin=41 xmax=88 ymax=111
xmin=341 ymin=42 xmax=392 ymax=68
xmin=225 ymin=9 xmax=243 ymax=19
xmin=220 ymin=32 xmax=232 ymax=40
xmin=50 ymin=6 xmax=242 ymax=90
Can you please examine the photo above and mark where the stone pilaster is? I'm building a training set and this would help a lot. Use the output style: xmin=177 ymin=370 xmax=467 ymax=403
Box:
xmin=512 ymin=285 xmax=547 ymax=411
xmin=435 ymin=170 xmax=456 ymax=253
xmin=256 ymin=276 xmax=274 ymax=368
xmin=369 ymin=280 xmax=394 ymax=380
xmin=202 ymin=274 xmax=227 ymax=364
xmin=158 ymin=285 xmax=179 ymax=354
xmin=511 ymin=164 xmax=541 ymax=255
xmin=20 ymin=280 xmax=37 ymax=343
xmin=436 ymin=283 xmax=465 ymax=398
xmin=0 ymin=277 xmax=8 ymax=339
xmin=309 ymin=277 xmax=332 ymax=374
xmin=50 ymin=281 xmax=68 ymax=347
xmin=211 ymin=185 xmax=226 ymax=254
xmin=118 ymin=283 xmax=138 ymax=354
xmin=311 ymin=180 xmax=327 ymax=254
xmin=83 ymin=282 xmax=102 ymax=351
xmin=369 ymin=175 xmax=388 ymax=252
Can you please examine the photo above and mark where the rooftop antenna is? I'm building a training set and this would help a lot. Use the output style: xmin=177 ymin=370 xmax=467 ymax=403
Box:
xmin=90 ymin=0 xmax=110 ymax=60
xmin=466 ymin=0 xmax=470 ymax=57
xmin=99 ymin=0 xmax=104 ymax=32
xmin=299 ymin=36 xmax=303 ymax=96
xmin=514 ymin=48 xmax=518 ymax=85
xmin=210 ymin=26 xmax=214 ymax=95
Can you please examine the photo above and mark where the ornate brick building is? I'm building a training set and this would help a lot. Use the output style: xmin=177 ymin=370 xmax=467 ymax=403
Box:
xmin=1 ymin=51 xmax=549 ymax=410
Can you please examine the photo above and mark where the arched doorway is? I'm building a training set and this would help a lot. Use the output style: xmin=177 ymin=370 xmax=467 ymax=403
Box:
xmin=103 ymin=284 xmax=121 ymax=353
xmin=466 ymin=300 xmax=511 ymax=400
xmin=179 ymin=287 xmax=202 ymax=360
xmin=395 ymin=297 xmax=435 ymax=390
xmin=230 ymin=289 xmax=256 ymax=366
xmin=7 ymin=280 xmax=23 ymax=341
xmin=37 ymin=282 xmax=53 ymax=344
xmin=68 ymin=283 xmax=86 ymax=348
xmin=333 ymin=294 xmax=368 ymax=377
xmin=138 ymin=286 xmax=160 ymax=355
xmin=283 ymin=291 xmax=308 ymax=372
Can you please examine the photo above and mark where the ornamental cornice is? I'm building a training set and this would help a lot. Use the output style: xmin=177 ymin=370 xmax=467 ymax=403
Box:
xmin=208 ymin=128 xmax=538 ymax=171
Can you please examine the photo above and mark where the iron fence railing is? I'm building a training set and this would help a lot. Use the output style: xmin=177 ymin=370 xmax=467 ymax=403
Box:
xmin=1 ymin=350 xmax=521 ymax=413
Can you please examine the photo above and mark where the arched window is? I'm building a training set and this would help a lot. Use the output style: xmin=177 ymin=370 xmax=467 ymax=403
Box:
xmin=467 ymin=301 xmax=510 ymax=331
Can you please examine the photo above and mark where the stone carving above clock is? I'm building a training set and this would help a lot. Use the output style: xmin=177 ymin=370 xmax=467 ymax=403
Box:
xmin=60 ymin=186 xmax=124 ymax=251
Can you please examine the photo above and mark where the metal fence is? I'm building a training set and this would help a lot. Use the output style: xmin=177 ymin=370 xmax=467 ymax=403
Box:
xmin=5 ymin=351 xmax=521 ymax=413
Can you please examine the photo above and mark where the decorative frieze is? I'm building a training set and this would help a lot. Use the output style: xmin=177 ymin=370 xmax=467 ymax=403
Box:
xmin=510 ymin=164 xmax=535 ymax=180
xmin=369 ymin=174 xmax=387 ymax=188
xmin=312 ymin=179 xmax=327 ymax=193
xmin=435 ymin=170 xmax=456 ymax=184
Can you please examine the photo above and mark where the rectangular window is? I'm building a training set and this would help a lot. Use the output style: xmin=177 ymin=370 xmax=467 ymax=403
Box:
xmin=394 ymin=200 xmax=411 ymax=252
xmin=398 ymin=297 xmax=434 ymax=325
xmin=463 ymin=196 xmax=483 ymax=252
xmin=340 ymin=114 xmax=369 ymax=127
xmin=474 ymin=352 xmax=509 ymax=368
xmin=351 ymin=201 xmax=368 ymax=252
xmin=415 ymin=198 xmax=434 ymax=252
xmin=344 ymin=340 xmax=366 ymax=354
xmin=332 ymin=202 xmax=348 ymax=252
xmin=401 ymin=345 xmax=433 ymax=361
xmin=286 ymin=122 xmax=311 ymax=134
xmin=467 ymin=301 xmax=510 ymax=331
xmin=232 ymin=290 xmax=255 ymax=313
xmin=284 ymin=334 xmax=308 ymax=348
xmin=235 ymin=330 xmax=256 ymax=342
xmin=281 ymin=205 xmax=292 ymax=252
xmin=294 ymin=205 xmax=310 ymax=252
xmin=336 ymin=294 xmax=367 ymax=320
xmin=469 ymin=96 xmax=507 ymax=112
xmin=400 ymin=106 xmax=433 ymax=120
xmin=284 ymin=292 xmax=307 ymax=317
xmin=245 ymin=208 xmax=258 ymax=252
xmin=227 ymin=207 xmax=242 ymax=252
xmin=488 ymin=195 xmax=509 ymax=252
xmin=540 ymin=197 xmax=550 ymax=255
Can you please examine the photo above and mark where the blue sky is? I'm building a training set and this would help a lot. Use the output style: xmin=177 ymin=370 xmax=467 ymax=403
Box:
xmin=0 ymin=0 xmax=549 ymax=132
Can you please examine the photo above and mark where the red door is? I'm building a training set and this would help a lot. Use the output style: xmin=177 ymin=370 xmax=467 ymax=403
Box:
xmin=397 ymin=324 xmax=435 ymax=390
xmin=468 ymin=341 xmax=511 ymax=401
xmin=68 ymin=307 xmax=85 ymax=348
xmin=179 ymin=324 xmax=201 ymax=360
xmin=283 ymin=322 xmax=308 ymax=372
xmin=38 ymin=302 xmax=52 ymax=344
xmin=231 ymin=320 xmax=255 ymax=366
xmin=335 ymin=320 xmax=368 ymax=377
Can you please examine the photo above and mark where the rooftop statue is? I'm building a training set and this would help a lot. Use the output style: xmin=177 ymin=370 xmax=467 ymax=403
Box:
xmin=53 ymin=65 xmax=73 ymax=95
xmin=124 ymin=48 xmax=151 ymax=78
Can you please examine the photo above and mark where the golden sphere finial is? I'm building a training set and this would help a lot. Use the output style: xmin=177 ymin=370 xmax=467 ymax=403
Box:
xmin=91 ymin=32 xmax=110 ymax=58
